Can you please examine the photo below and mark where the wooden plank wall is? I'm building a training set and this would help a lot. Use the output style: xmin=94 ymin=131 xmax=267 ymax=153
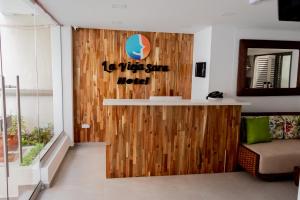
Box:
xmin=105 ymin=105 xmax=242 ymax=178
xmin=73 ymin=28 xmax=194 ymax=142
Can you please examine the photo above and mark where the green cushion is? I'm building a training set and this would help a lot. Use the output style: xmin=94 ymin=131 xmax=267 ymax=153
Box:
xmin=246 ymin=117 xmax=272 ymax=144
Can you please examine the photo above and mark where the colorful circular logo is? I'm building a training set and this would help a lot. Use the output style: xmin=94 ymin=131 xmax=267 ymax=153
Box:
xmin=125 ymin=34 xmax=151 ymax=60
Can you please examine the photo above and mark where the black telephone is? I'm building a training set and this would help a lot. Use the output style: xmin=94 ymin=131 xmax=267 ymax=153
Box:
xmin=206 ymin=91 xmax=223 ymax=99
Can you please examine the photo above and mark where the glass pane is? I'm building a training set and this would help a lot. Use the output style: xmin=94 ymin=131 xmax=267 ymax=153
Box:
xmin=0 ymin=19 xmax=40 ymax=200
xmin=0 ymin=78 xmax=8 ymax=200
xmin=35 ymin=6 xmax=63 ymax=155
xmin=246 ymin=48 xmax=299 ymax=88
xmin=0 ymin=2 xmax=43 ymax=198
xmin=0 ymin=1 xmax=63 ymax=198
xmin=281 ymin=55 xmax=292 ymax=88
xmin=49 ymin=26 xmax=64 ymax=135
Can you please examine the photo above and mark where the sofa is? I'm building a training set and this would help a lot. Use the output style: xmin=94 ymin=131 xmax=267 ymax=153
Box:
xmin=238 ymin=112 xmax=300 ymax=181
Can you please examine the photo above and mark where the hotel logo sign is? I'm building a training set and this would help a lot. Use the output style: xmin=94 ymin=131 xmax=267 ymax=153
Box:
xmin=102 ymin=34 xmax=169 ymax=85
xmin=125 ymin=34 xmax=150 ymax=60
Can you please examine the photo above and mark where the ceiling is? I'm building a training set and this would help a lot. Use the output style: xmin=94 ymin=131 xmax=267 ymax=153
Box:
xmin=0 ymin=0 xmax=54 ymax=26
xmin=0 ymin=0 xmax=33 ymax=15
xmin=20 ymin=0 xmax=300 ymax=32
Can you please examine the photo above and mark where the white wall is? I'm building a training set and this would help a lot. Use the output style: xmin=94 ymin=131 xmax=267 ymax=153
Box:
xmin=51 ymin=26 xmax=64 ymax=134
xmin=192 ymin=25 xmax=300 ymax=112
xmin=192 ymin=26 xmax=212 ymax=99
xmin=61 ymin=26 xmax=74 ymax=146
xmin=209 ymin=25 xmax=237 ymax=95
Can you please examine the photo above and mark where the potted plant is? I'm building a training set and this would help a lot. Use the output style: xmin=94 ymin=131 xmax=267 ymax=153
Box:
xmin=0 ymin=116 xmax=16 ymax=152
xmin=0 ymin=141 xmax=3 ymax=161
xmin=22 ymin=123 xmax=53 ymax=146
xmin=0 ymin=116 xmax=17 ymax=161
xmin=0 ymin=116 xmax=29 ymax=162
xmin=6 ymin=115 xmax=28 ymax=151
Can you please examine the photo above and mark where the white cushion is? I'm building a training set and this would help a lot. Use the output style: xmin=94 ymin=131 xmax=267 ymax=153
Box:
xmin=244 ymin=139 xmax=300 ymax=174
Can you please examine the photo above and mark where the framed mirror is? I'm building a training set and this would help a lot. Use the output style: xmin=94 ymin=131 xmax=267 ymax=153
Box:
xmin=237 ymin=39 xmax=300 ymax=96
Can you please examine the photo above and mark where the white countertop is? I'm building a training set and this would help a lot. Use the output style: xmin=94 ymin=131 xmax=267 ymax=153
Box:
xmin=103 ymin=98 xmax=251 ymax=106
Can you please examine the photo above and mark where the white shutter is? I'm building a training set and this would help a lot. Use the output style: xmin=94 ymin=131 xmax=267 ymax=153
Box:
xmin=252 ymin=55 xmax=275 ymax=88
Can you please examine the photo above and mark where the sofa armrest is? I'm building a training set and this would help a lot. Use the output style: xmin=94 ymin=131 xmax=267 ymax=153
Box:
xmin=238 ymin=145 xmax=260 ymax=177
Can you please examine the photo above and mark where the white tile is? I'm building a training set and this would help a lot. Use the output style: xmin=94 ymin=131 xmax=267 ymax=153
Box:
xmin=38 ymin=143 xmax=298 ymax=200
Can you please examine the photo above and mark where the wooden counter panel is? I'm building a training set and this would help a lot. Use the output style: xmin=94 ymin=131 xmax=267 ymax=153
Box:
xmin=106 ymin=105 xmax=241 ymax=178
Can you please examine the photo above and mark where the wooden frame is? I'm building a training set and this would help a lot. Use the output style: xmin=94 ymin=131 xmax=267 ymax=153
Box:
xmin=242 ymin=112 xmax=300 ymax=116
xmin=294 ymin=166 xmax=300 ymax=186
xmin=237 ymin=39 xmax=300 ymax=96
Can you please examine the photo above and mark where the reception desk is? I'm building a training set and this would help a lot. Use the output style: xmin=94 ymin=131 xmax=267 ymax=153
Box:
xmin=103 ymin=98 xmax=250 ymax=178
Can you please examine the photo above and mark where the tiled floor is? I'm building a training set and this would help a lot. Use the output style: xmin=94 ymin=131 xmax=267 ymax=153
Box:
xmin=37 ymin=143 xmax=298 ymax=200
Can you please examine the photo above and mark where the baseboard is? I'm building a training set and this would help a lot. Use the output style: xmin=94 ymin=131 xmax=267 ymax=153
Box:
xmin=40 ymin=132 xmax=71 ymax=186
